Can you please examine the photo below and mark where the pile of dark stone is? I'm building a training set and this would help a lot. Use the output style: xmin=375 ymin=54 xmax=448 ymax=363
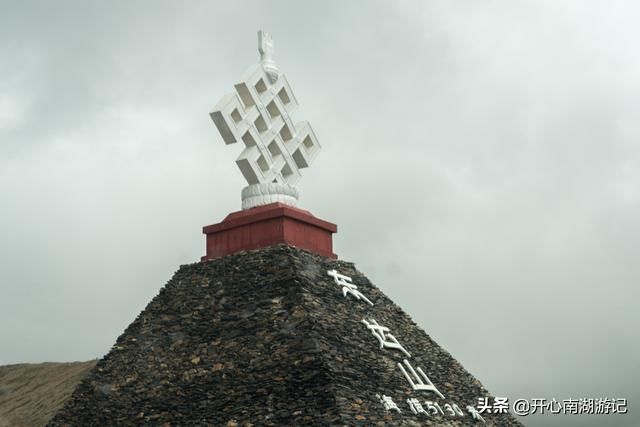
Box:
xmin=49 ymin=244 xmax=522 ymax=426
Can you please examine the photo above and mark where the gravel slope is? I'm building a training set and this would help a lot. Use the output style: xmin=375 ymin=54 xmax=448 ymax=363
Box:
xmin=0 ymin=361 xmax=96 ymax=427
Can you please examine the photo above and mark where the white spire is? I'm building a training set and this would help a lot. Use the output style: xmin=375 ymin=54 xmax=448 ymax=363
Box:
xmin=258 ymin=30 xmax=279 ymax=84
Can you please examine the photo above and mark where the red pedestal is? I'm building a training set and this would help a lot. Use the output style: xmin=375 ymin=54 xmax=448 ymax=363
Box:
xmin=202 ymin=203 xmax=337 ymax=260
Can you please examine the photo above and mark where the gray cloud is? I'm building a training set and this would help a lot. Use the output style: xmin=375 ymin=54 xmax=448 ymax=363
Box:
xmin=1 ymin=1 xmax=638 ymax=425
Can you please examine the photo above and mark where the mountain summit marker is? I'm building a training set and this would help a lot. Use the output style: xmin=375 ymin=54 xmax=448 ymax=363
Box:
xmin=203 ymin=31 xmax=334 ymax=260
xmin=48 ymin=31 xmax=522 ymax=426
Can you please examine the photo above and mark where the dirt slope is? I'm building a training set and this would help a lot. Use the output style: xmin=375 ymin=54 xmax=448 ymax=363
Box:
xmin=0 ymin=361 xmax=96 ymax=427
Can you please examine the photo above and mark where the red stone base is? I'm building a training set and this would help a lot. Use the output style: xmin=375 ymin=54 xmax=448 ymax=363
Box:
xmin=202 ymin=203 xmax=337 ymax=260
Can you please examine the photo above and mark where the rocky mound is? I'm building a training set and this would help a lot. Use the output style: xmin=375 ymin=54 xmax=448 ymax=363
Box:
xmin=49 ymin=245 xmax=521 ymax=426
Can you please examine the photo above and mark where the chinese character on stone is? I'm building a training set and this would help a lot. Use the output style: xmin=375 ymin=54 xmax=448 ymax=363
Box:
xmin=466 ymin=405 xmax=486 ymax=423
xmin=362 ymin=318 xmax=411 ymax=357
xmin=397 ymin=359 xmax=444 ymax=399
xmin=407 ymin=398 xmax=428 ymax=416
xmin=376 ymin=394 xmax=401 ymax=413
xmin=327 ymin=269 xmax=373 ymax=306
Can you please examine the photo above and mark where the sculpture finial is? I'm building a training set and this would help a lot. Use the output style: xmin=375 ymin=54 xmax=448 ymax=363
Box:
xmin=258 ymin=30 xmax=279 ymax=83
xmin=258 ymin=31 xmax=274 ymax=61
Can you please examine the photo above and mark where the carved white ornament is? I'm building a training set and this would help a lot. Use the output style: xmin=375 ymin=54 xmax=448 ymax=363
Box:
xmin=210 ymin=30 xmax=321 ymax=209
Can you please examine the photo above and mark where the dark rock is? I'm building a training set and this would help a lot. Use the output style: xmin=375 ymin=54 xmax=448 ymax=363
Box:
xmin=49 ymin=244 xmax=521 ymax=426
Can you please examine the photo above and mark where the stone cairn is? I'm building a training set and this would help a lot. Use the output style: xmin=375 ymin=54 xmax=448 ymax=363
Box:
xmin=49 ymin=31 xmax=522 ymax=426
xmin=49 ymin=245 xmax=521 ymax=426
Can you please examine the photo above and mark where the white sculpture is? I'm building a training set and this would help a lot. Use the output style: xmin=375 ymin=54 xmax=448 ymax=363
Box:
xmin=210 ymin=30 xmax=321 ymax=210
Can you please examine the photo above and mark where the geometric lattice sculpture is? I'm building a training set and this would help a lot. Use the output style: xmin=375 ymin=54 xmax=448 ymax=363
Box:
xmin=210 ymin=31 xmax=321 ymax=209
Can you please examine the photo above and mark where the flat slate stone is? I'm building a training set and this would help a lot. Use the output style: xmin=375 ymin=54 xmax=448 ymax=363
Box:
xmin=49 ymin=245 xmax=522 ymax=426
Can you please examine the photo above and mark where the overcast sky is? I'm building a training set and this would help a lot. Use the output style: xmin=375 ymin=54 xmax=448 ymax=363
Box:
xmin=1 ymin=1 xmax=638 ymax=426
